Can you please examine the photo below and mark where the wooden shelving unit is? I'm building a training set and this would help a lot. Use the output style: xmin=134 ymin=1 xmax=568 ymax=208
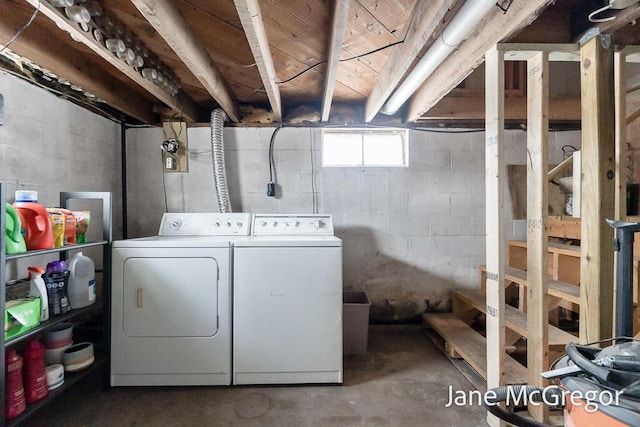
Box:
xmin=424 ymin=41 xmax=639 ymax=425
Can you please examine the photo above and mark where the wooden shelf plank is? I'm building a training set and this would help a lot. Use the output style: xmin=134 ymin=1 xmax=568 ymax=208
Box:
xmin=479 ymin=265 xmax=580 ymax=305
xmin=452 ymin=288 xmax=576 ymax=351
xmin=507 ymin=240 xmax=580 ymax=258
xmin=423 ymin=313 xmax=526 ymax=385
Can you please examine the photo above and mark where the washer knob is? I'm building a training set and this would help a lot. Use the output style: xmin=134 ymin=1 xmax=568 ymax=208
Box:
xmin=226 ymin=221 xmax=232 ymax=227
xmin=237 ymin=222 xmax=243 ymax=228
xmin=272 ymin=221 xmax=278 ymax=227
xmin=215 ymin=222 xmax=220 ymax=227
xmin=260 ymin=221 xmax=267 ymax=227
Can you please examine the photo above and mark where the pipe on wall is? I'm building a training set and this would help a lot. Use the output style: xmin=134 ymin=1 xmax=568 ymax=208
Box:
xmin=210 ymin=109 xmax=232 ymax=213
xmin=381 ymin=0 xmax=497 ymax=116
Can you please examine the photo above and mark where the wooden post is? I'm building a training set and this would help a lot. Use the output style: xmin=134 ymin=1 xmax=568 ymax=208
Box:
xmin=485 ymin=46 xmax=506 ymax=427
xmin=526 ymin=51 xmax=549 ymax=422
xmin=580 ymin=36 xmax=615 ymax=343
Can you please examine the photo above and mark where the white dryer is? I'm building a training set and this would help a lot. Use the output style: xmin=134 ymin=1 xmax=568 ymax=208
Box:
xmin=233 ymin=214 xmax=343 ymax=385
xmin=111 ymin=213 xmax=251 ymax=386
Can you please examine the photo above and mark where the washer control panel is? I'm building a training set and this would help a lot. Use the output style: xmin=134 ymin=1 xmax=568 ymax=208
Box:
xmin=251 ymin=214 xmax=334 ymax=235
xmin=159 ymin=213 xmax=252 ymax=236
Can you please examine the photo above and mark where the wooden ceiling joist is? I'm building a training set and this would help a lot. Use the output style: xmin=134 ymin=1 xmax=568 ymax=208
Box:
xmin=406 ymin=0 xmax=555 ymax=122
xmin=233 ymin=0 xmax=282 ymax=122
xmin=131 ymin=0 xmax=239 ymax=122
xmin=22 ymin=0 xmax=198 ymax=122
xmin=321 ymin=0 xmax=350 ymax=122
xmin=364 ymin=0 xmax=457 ymax=123
xmin=0 ymin=1 xmax=156 ymax=123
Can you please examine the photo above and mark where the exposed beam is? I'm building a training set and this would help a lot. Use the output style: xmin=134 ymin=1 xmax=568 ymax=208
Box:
xmin=233 ymin=0 xmax=282 ymax=122
xmin=131 ymin=0 xmax=239 ymax=122
xmin=627 ymin=107 xmax=640 ymax=125
xmin=407 ymin=0 xmax=554 ymax=122
xmin=0 ymin=1 xmax=156 ymax=123
xmin=580 ymin=35 xmax=615 ymax=343
xmin=548 ymin=155 xmax=574 ymax=183
xmin=22 ymin=0 xmax=198 ymax=122
xmin=364 ymin=0 xmax=457 ymax=122
xmin=423 ymin=95 xmax=580 ymax=121
xmin=485 ymin=45 xmax=506 ymax=427
xmin=499 ymin=43 xmax=580 ymax=61
xmin=526 ymin=50 xmax=549 ymax=423
xmin=321 ymin=0 xmax=350 ymax=122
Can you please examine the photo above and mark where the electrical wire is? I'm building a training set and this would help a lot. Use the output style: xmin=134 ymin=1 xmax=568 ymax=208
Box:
xmin=589 ymin=3 xmax=616 ymax=23
xmin=276 ymin=39 xmax=405 ymax=85
xmin=310 ymin=128 xmax=317 ymax=214
xmin=0 ymin=0 xmax=40 ymax=56
xmin=268 ymin=125 xmax=283 ymax=184
xmin=161 ymin=150 xmax=169 ymax=213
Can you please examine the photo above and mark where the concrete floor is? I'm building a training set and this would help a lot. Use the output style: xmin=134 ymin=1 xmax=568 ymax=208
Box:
xmin=30 ymin=325 xmax=487 ymax=426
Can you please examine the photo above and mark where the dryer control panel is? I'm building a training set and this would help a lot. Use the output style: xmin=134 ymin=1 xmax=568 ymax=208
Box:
xmin=251 ymin=214 xmax=334 ymax=235
xmin=159 ymin=213 xmax=252 ymax=236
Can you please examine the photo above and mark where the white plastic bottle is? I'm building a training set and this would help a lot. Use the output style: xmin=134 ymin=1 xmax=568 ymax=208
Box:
xmin=67 ymin=252 xmax=96 ymax=308
xmin=28 ymin=266 xmax=49 ymax=321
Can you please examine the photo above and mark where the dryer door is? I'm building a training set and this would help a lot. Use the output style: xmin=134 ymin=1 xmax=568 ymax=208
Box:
xmin=122 ymin=254 xmax=219 ymax=337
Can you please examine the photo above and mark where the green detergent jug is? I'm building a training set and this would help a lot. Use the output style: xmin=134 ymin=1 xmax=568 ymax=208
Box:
xmin=5 ymin=203 xmax=27 ymax=254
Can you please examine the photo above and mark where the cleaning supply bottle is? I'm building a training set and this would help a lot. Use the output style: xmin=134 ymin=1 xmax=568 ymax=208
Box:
xmin=5 ymin=348 xmax=26 ymax=419
xmin=5 ymin=203 xmax=27 ymax=255
xmin=22 ymin=340 xmax=48 ymax=404
xmin=28 ymin=266 xmax=49 ymax=321
xmin=13 ymin=190 xmax=54 ymax=250
xmin=44 ymin=260 xmax=72 ymax=315
xmin=67 ymin=252 xmax=96 ymax=308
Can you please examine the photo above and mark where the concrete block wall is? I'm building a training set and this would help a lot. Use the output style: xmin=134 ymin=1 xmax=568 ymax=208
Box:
xmin=127 ymin=124 xmax=581 ymax=322
xmin=0 ymin=71 xmax=123 ymax=279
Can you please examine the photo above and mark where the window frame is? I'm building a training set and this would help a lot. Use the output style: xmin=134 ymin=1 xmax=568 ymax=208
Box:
xmin=321 ymin=128 xmax=409 ymax=168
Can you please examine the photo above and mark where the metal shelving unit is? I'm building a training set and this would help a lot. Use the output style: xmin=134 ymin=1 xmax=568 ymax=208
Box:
xmin=0 ymin=186 xmax=112 ymax=425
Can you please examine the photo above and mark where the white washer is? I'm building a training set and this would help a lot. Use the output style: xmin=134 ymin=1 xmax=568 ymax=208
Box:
xmin=111 ymin=213 xmax=251 ymax=386
xmin=233 ymin=214 xmax=342 ymax=385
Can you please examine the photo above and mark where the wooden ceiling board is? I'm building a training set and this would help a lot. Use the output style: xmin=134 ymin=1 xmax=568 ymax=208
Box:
xmin=181 ymin=0 xmax=246 ymax=31
xmin=335 ymin=60 xmax=378 ymax=96
xmin=269 ymin=0 xmax=333 ymax=37
xmin=0 ymin=0 xmax=614 ymax=124
xmin=260 ymin=1 xmax=328 ymax=68
xmin=332 ymin=80 xmax=365 ymax=100
xmin=341 ymin=1 xmax=400 ymax=72
xmin=270 ymin=48 xmax=325 ymax=97
xmin=357 ymin=0 xmax=416 ymax=38
xmin=177 ymin=0 xmax=264 ymax=102
xmin=261 ymin=0 xmax=382 ymax=101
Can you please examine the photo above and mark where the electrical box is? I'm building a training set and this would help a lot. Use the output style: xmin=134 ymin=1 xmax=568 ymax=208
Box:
xmin=162 ymin=121 xmax=188 ymax=173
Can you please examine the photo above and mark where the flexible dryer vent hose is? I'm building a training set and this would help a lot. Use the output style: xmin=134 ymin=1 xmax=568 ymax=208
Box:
xmin=210 ymin=109 xmax=232 ymax=213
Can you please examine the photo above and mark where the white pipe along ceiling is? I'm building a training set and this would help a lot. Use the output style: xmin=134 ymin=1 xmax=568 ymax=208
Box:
xmin=380 ymin=0 xmax=497 ymax=116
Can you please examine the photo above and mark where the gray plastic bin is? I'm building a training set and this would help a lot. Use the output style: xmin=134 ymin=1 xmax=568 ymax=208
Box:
xmin=343 ymin=291 xmax=371 ymax=355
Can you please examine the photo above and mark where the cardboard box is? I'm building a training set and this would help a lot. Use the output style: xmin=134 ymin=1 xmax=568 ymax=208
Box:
xmin=5 ymin=298 xmax=40 ymax=340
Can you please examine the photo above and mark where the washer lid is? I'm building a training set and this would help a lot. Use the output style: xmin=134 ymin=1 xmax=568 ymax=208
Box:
xmin=113 ymin=235 xmax=233 ymax=248
xmin=234 ymin=236 xmax=342 ymax=247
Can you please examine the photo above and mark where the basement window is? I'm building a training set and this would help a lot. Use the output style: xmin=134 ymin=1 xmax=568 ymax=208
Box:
xmin=322 ymin=128 xmax=409 ymax=167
